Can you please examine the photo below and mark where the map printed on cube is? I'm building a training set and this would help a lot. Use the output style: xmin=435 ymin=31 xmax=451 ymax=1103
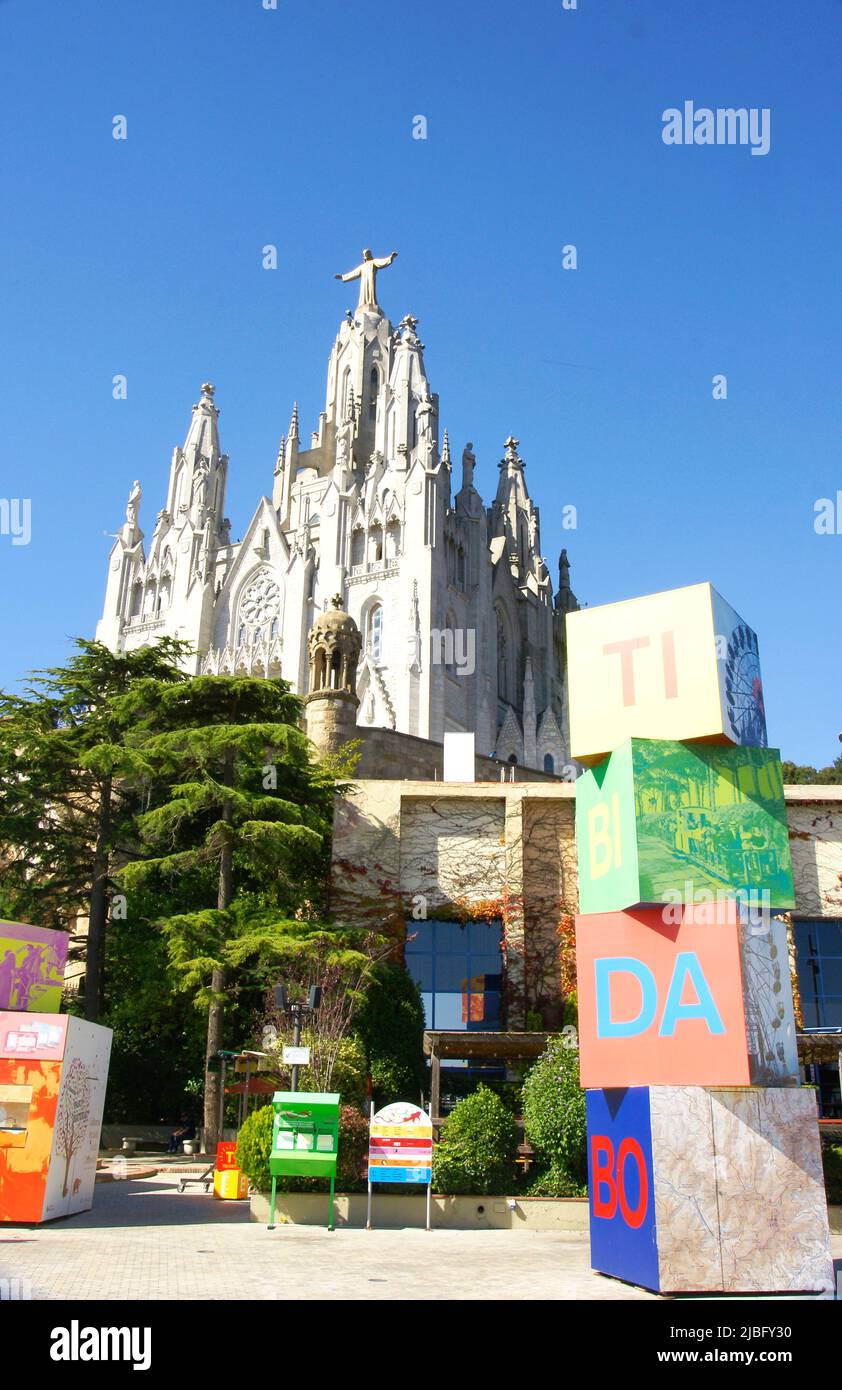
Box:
xmin=575 ymin=902 xmax=798 ymax=1088
xmin=586 ymin=1086 xmax=834 ymax=1295
xmin=566 ymin=582 xmax=768 ymax=764
xmin=575 ymin=738 xmax=794 ymax=915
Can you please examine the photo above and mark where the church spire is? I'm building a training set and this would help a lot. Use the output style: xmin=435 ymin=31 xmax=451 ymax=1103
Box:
xmin=288 ymin=401 xmax=300 ymax=442
xmin=441 ymin=428 xmax=451 ymax=468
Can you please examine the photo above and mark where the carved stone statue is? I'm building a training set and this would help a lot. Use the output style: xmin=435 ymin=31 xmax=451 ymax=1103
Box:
xmin=335 ymin=248 xmax=398 ymax=311
xmin=125 ymin=479 xmax=141 ymax=529
xmin=462 ymin=442 xmax=476 ymax=490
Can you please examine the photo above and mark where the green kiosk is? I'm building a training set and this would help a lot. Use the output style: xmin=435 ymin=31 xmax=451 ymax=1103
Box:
xmin=268 ymin=1091 xmax=340 ymax=1231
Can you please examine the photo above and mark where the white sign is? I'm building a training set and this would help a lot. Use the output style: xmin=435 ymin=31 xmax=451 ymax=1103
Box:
xmin=282 ymin=1046 xmax=311 ymax=1066
xmin=443 ymin=731 xmax=475 ymax=782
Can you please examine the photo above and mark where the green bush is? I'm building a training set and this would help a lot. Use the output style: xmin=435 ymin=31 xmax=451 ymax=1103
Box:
xmin=525 ymin=1164 xmax=587 ymax=1198
xmin=236 ymin=1103 xmax=274 ymax=1190
xmin=432 ymin=1084 xmax=519 ymax=1195
xmin=822 ymin=1142 xmax=842 ymax=1204
xmin=521 ymin=1038 xmax=587 ymax=1189
xmin=353 ymin=962 xmax=425 ymax=1105
xmin=236 ymin=1103 xmax=369 ymax=1193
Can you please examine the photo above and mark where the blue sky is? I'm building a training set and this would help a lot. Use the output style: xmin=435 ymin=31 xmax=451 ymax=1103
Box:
xmin=1 ymin=0 xmax=839 ymax=763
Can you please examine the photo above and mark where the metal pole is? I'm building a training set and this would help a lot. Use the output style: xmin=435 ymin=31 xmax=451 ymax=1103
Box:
xmin=242 ymin=1056 xmax=251 ymax=1132
xmin=426 ymin=1180 xmax=431 ymax=1233
xmin=328 ymin=1172 xmax=335 ymax=1233
xmin=217 ymin=1057 xmax=227 ymax=1150
xmin=268 ymin=1174 xmax=277 ymax=1231
xmin=290 ymin=1007 xmax=302 ymax=1093
xmin=366 ymin=1098 xmax=373 ymax=1229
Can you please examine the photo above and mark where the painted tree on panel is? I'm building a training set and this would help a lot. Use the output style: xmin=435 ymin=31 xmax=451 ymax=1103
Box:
xmin=55 ymin=1058 xmax=91 ymax=1197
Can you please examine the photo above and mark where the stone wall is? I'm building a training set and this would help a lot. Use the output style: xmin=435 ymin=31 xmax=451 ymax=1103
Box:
xmin=351 ymin=726 xmax=561 ymax=783
xmin=330 ymin=783 xmax=842 ymax=1029
xmin=786 ymin=789 xmax=842 ymax=917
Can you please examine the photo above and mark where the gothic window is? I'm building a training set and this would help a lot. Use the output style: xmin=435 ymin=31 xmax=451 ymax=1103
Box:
xmin=270 ymin=618 xmax=279 ymax=640
xmin=387 ymin=406 xmax=396 ymax=459
xmin=456 ymin=545 xmax=466 ymax=590
xmin=341 ymin=367 xmax=352 ymax=420
xmin=543 ymin=753 xmax=555 ymax=774
xmin=369 ymin=526 xmax=383 ymax=564
xmin=350 ymin=528 xmax=364 ymax=567
xmin=386 ymin=520 xmax=400 ymax=560
xmin=445 ymin=609 xmax=458 ymax=676
xmin=238 ymin=625 xmax=247 ymax=645
xmin=367 ymin=604 xmax=383 ymax=661
xmin=129 ymin=581 xmax=143 ymax=620
xmin=369 ymin=367 xmax=379 ymax=422
xmin=239 ymin=570 xmax=281 ymax=645
xmin=496 ymin=608 xmax=508 ymax=702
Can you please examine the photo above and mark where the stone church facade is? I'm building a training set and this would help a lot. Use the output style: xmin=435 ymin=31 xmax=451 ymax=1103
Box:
xmin=96 ymin=256 xmax=579 ymax=771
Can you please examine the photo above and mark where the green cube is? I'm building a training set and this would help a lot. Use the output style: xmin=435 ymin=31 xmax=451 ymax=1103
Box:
xmin=575 ymin=738 xmax=795 ymax=915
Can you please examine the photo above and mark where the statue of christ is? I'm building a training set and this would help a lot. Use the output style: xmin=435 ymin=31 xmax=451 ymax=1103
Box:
xmin=335 ymin=248 xmax=398 ymax=311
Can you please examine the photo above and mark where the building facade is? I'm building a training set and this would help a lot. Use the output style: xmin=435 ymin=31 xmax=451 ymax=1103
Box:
xmin=331 ymin=780 xmax=842 ymax=1117
xmin=96 ymin=256 xmax=578 ymax=772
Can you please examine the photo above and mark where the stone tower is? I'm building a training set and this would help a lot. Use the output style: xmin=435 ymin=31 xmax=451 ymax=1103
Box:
xmin=304 ymin=595 xmax=362 ymax=756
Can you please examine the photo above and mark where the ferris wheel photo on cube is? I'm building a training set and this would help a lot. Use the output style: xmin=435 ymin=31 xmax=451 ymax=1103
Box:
xmin=724 ymin=622 xmax=768 ymax=747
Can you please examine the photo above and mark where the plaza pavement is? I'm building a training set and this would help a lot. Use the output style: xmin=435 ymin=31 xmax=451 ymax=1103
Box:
xmin=2 ymin=1173 xmax=839 ymax=1301
xmin=1 ymin=1171 xmax=657 ymax=1301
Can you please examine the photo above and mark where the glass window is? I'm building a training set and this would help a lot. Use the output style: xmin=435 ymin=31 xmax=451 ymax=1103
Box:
xmin=368 ymin=605 xmax=382 ymax=661
xmin=794 ymin=918 xmax=842 ymax=1030
xmin=405 ymin=918 xmax=503 ymax=1034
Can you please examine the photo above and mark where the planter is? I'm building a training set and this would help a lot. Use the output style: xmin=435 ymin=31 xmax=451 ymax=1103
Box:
xmin=250 ymin=1191 xmax=590 ymax=1232
xmin=249 ymin=1193 xmax=842 ymax=1236
xmin=183 ymin=1141 xmax=199 ymax=1155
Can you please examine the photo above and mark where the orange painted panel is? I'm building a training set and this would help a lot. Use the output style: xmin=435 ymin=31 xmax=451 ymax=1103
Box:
xmin=576 ymin=903 xmax=752 ymax=1088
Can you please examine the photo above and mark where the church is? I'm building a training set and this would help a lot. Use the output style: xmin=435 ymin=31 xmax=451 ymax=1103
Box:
xmin=96 ymin=250 xmax=579 ymax=773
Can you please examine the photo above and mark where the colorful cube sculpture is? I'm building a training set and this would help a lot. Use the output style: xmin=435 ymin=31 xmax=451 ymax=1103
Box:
xmin=566 ymin=583 xmax=768 ymax=763
xmin=575 ymin=738 xmax=794 ymax=914
xmin=586 ymin=1085 xmax=834 ymax=1295
xmin=0 ymin=1011 xmax=112 ymax=1223
xmin=576 ymin=903 xmax=798 ymax=1088
xmin=0 ymin=922 xmax=69 ymax=1013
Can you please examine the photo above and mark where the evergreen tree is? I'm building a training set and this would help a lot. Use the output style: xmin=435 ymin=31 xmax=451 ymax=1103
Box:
xmin=781 ymin=753 xmax=842 ymax=785
xmin=0 ymin=638 xmax=188 ymax=1020
xmin=117 ymin=674 xmax=355 ymax=1149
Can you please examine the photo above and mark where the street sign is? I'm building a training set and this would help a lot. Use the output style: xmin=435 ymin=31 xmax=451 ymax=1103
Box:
xmin=367 ymin=1102 xmax=433 ymax=1230
xmin=282 ymin=1045 xmax=311 ymax=1066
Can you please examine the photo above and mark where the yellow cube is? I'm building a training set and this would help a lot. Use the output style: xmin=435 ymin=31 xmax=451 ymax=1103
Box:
xmin=566 ymin=582 xmax=767 ymax=763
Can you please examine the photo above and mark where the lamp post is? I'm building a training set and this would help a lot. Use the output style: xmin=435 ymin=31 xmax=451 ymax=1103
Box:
xmin=273 ymin=985 xmax=322 ymax=1092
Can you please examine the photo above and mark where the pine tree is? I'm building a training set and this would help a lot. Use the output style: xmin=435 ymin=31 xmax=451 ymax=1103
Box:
xmin=117 ymin=674 xmax=354 ymax=1150
xmin=0 ymin=638 xmax=188 ymax=1020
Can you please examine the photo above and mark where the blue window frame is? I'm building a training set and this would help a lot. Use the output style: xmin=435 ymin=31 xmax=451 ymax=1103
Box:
xmin=794 ymin=917 xmax=842 ymax=1118
xmin=794 ymin=918 xmax=842 ymax=1029
xmin=405 ymin=918 xmax=503 ymax=1034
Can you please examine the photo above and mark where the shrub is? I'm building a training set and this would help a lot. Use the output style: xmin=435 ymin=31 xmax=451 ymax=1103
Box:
xmin=521 ymin=1038 xmax=587 ymax=1189
xmin=525 ymin=1164 xmax=587 ymax=1198
xmin=822 ymin=1142 xmax=842 ymax=1204
xmin=432 ymin=1084 xmax=519 ymax=1195
xmin=353 ymin=961 xmax=425 ymax=1104
xmin=236 ymin=1102 xmax=368 ymax=1193
xmin=236 ymin=1103 xmax=274 ymax=1191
